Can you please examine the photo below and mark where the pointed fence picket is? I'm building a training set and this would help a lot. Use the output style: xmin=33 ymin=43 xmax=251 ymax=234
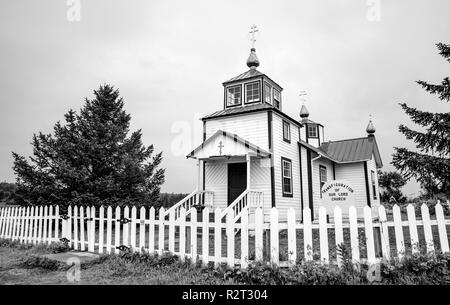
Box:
xmin=1 ymin=201 xmax=450 ymax=269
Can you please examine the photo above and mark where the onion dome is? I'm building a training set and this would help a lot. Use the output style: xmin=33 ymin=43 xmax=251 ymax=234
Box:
xmin=300 ymin=104 xmax=309 ymax=118
xmin=366 ymin=119 xmax=376 ymax=135
xmin=246 ymin=48 xmax=260 ymax=69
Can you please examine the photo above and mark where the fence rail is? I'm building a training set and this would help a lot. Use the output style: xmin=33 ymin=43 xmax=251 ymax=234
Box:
xmin=0 ymin=203 xmax=449 ymax=267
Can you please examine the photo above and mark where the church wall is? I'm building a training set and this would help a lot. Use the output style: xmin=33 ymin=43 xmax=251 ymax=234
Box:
xmin=272 ymin=113 xmax=302 ymax=222
xmin=366 ymin=155 xmax=380 ymax=218
xmin=311 ymin=158 xmax=334 ymax=219
xmin=204 ymin=160 xmax=228 ymax=210
xmin=334 ymin=161 xmax=370 ymax=218
xmin=204 ymin=112 xmax=269 ymax=151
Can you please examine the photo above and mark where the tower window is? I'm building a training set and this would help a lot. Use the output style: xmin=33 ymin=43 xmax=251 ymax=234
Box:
xmin=371 ymin=170 xmax=377 ymax=200
xmin=245 ymin=82 xmax=260 ymax=104
xmin=307 ymin=125 xmax=318 ymax=138
xmin=281 ymin=157 xmax=293 ymax=197
xmin=283 ymin=120 xmax=291 ymax=143
xmin=226 ymin=85 xmax=242 ymax=107
xmin=273 ymin=89 xmax=281 ymax=109
xmin=264 ymin=82 xmax=272 ymax=104
xmin=319 ymin=165 xmax=327 ymax=197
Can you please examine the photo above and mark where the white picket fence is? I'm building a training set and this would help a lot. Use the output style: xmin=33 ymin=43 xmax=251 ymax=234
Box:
xmin=1 ymin=203 xmax=450 ymax=267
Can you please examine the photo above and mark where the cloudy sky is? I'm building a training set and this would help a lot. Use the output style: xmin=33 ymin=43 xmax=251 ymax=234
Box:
xmin=0 ymin=0 xmax=449 ymax=197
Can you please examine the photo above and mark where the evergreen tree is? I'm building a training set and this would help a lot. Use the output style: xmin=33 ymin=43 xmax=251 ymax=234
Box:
xmin=392 ymin=43 xmax=450 ymax=197
xmin=12 ymin=85 xmax=165 ymax=208
xmin=377 ymin=170 xmax=407 ymax=203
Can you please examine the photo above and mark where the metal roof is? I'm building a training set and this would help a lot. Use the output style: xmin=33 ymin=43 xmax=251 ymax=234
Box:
xmin=202 ymin=103 xmax=272 ymax=119
xmin=319 ymin=136 xmax=383 ymax=167
xmin=298 ymin=136 xmax=383 ymax=168
xmin=223 ymin=69 xmax=264 ymax=83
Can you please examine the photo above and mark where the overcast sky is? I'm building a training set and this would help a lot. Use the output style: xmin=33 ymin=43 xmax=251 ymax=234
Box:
xmin=0 ymin=0 xmax=449 ymax=197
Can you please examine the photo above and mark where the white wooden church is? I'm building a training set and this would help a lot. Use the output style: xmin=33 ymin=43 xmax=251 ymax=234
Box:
xmin=168 ymin=37 xmax=383 ymax=223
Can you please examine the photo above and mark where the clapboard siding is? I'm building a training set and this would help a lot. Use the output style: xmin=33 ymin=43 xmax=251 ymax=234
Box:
xmin=311 ymin=158 xmax=334 ymax=218
xmin=204 ymin=161 xmax=227 ymax=209
xmin=367 ymin=155 xmax=381 ymax=217
xmin=299 ymin=146 xmax=309 ymax=218
xmin=204 ymin=112 xmax=268 ymax=151
xmin=272 ymin=113 xmax=302 ymax=221
xmin=334 ymin=161 xmax=369 ymax=218
xmin=250 ymin=158 xmax=272 ymax=213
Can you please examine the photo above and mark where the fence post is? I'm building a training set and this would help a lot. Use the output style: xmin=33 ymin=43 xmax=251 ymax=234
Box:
xmin=80 ymin=206 xmax=85 ymax=251
xmin=139 ymin=207 xmax=146 ymax=253
xmin=392 ymin=204 xmax=405 ymax=259
xmin=24 ymin=207 xmax=30 ymax=243
xmin=191 ymin=208 xmax=197 ymax=263
xmin=202 ymin=207 xmax=209 ymax=265
xmin=406 ymin=204 xmax=419 ymax=254
xmin=364 ymin=206 xmax=376 ymax=264
xmin=179 ymin=208 xmax=186 ymax=261
xmin=214 ymin=208 xmax=222 ymax=267
xmin=168 ymin=209 xmax=175 ymax=253
xmin=226 ymin=209 xmax=234 ymax=267
xmin=255 ymin=207 xmax=263 ymax=262
xmin=421 ymin=204 xmax=434 ymax=253
xmin=99 ymin=206 xmax=105 ymax=254
xmin=73 ymin=206 xmax=79 ymax=250
xmin=158 ymin=207 xmax=165 ymax=254
xmin=106 ymin=206 xmax=112 ymax=254
xmin=130 ymin=206 xmax=137 ymax=252
xmin=123 ymin=206 xmax=130 ymax=248
xmin=348 ymin=206 xmax=360 ymax=263
xmin=287 ymin=208 xmax=297 ymax=265
xmin=55 ymin=205 xmax=60 ymax=242
xmin=48 ymin=205 xmax=53 ymax=243
xmin=241 ymin=208 xmax=249 ymax=269
xmin=378 ymin=205 xmax=390 ymax=260
xmin=435 ymin=203 xmax=449 ymax=253
xmin=149 ymin=207 xmax=155 ymax=254
xmin=67 ymin=206 xmax=72 ymax=248
xmin=43 ymin=206 xmax=48 ymax=244
xmin=114 ymin=206 xmax=121 ymax=254
xmin=303 ymin=207 xmax=313 ymax=261
xmin=270 ymin=207 xmax=279 ymax=265
xmin=334 ymin=206 xmax=344 ymax=267
xmin=88 ymin=206 xmax=96 ymax=252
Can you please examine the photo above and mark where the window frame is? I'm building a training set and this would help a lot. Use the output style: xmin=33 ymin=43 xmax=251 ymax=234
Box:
xmin=273 ymin=88 xmax=281 ymax=109
xmin=281 ymin=157 xmax=293 ymax=197
xmin=226 ymin=84 xmax=242 ymax=108
xmin=264 ymin=82 xmax=272 ymax=105
xmin=282 ymin=120 xmax=291 ymax=143
xmin=307 ymin=124 xmax=318 ymax=138
xmin=245 ymin=81 xmax=261 ymax=104
xmin=319 ymin=165 xmax=327 ymax=198
xmin=371 ymin=170 xmax=377 ymax=200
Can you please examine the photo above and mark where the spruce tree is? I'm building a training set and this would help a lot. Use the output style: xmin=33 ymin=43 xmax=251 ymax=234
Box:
xmin=392 ymin=43 xmax=450 ymax=197
xmin=12 ymin=84 xmax=165 ymax=208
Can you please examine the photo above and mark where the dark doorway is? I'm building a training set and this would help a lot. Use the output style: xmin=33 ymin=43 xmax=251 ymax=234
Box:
xmin=227 ymin=162 xmax=247 ymax=205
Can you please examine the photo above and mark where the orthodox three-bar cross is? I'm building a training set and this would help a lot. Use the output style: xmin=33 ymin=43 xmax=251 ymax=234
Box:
xmin=218 ymin=141 xmax=224 ymax=155
xmin=249 ymin=25 xmax=258 ymax=48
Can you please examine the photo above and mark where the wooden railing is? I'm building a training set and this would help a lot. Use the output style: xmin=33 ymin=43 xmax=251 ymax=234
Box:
xmin=164 ymin=190 xmax=214 ymax=219
xmin=220 ymin=190 xmax=263 ymax=222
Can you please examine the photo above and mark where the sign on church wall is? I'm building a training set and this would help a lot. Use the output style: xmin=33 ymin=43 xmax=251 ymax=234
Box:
xmin=321 ymin=180 xmax=356 ymax=204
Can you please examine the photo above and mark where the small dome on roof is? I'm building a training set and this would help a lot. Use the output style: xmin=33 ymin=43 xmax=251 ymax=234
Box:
xmin=300 ymin=104 xmax=309 ymax=118
xmin=366 ymin=119 xmax=376 ymax=135
xmin=246 ymin=48 xmax=260 ymax=69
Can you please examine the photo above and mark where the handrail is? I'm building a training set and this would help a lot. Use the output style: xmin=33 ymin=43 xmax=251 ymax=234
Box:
xmin=220 ymin=189 xmax=263 ymax=221
xmin=164 ymin=190 xmax=214 ymax=219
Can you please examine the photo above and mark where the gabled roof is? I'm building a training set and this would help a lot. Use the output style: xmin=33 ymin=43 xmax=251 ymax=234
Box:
xmin=223 ymin=69 xmax=264 ymax=83
xmin=187 ymin=130 xmax=271 ymax=159
xmin=298 ymin=136 xmax=383 ymax=168
xmin=320 ymin=136 xmax=382 ymax=167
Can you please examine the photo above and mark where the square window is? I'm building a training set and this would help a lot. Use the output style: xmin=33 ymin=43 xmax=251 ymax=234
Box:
xmin=246 ymin=82 xmax=260 ymax=103
xmin=226 ymin=85 xmax=241 ymax=107
xmin=308 ymin=125 xmax=318 ymax=138
xmin=273 ymin=89 xmax=281 ymax=109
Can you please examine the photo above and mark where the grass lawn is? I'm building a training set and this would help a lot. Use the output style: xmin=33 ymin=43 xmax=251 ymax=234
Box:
xmin=0 ymin=241 xmax=235 ymax=285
